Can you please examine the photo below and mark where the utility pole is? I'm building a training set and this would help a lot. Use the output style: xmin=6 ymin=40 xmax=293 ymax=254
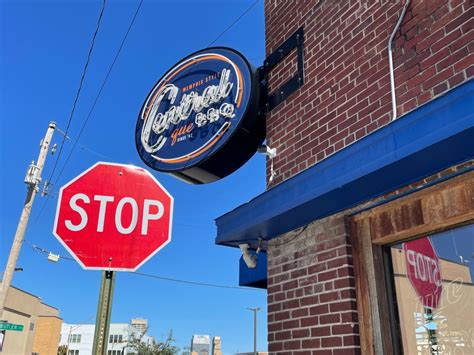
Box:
xmin=247 ymin=307 xmax=260 ymax=355
xmin=0 ymin=122 xmax=56 ymax=317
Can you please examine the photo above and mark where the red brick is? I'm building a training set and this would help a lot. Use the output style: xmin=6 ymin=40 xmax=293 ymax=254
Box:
xmin=343 ymin=335 xmax=361 ymax=346
xmin=293 ymin=328 xmax=310 ymax=338
xmin=332 ymin=323 xmax=359 ymax=335
xmin=284 ymin=340 xmax=301 ymax=350
xmin=321 ymin=336 xmax=343 ymax=347
xmin=312 ymin=350 xmax=332 ymax=355
xmin=311 ymin=326 xmax=331 ymax=337
xmin=333 ymin=349 xmax=361 ymax=355
xmin=319 ymin=291 xmax=340 ymax=303
xmin=275 ymin=330 xmax=292 ymax=341
xmin=301 ymin=316 xmax=318 ymax=327
xmin=283 ymin=319 xmax=300 ymax=330
xmin=330 ymin=300 xmax=357 ymax=313
xmin=292 ymin=308 xmax=309 ymax=318
xmin=302 ymin=338 xmax=321 ymax=349
xmin=269 ymin=342 xmax=283 ymax=352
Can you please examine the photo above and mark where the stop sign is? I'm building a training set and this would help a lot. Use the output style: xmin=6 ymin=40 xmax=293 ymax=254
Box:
xmin=53 ymin=162 xmax=173 ymax=271
xmin=403 ymin=237 xmax=442 ymax=309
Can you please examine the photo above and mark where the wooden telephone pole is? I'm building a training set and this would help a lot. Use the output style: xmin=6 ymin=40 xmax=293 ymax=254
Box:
xmin=0 ymin=122 xmax=56 ymax=316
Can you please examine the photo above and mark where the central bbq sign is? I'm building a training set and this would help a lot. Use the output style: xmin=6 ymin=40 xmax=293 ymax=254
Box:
xmin=135 ymin=47 xmax=264 ymax=184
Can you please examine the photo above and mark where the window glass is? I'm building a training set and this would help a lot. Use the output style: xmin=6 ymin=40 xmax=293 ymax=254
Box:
xmin=388 ymin=224 xmax=473 ymax=354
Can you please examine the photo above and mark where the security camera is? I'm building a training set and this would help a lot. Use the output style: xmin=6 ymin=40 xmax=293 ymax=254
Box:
xmin=257 ymin=145 xmax=277 ymax=158
xmin=239 ymin=243 xmax=257 ymax=269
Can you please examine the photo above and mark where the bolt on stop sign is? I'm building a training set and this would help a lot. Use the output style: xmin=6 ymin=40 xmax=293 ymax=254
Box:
xmin=53 ymin=162 xmax=173 ymax=271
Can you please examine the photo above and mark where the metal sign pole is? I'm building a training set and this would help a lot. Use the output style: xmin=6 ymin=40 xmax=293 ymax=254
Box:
xmin=425 ymin=306 xmax=438 ymax=354
xmin=92 ymin=270 xmax=115 ymax=355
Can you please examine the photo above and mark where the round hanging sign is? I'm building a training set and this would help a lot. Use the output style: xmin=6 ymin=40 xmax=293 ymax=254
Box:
xmin=135 ymin=47 xmax=264 ymax=184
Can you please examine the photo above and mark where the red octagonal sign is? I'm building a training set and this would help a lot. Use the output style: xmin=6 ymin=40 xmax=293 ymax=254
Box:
xmin=53 ymin=162 xmax=173 ymax=271
xmin=403 ymin=237 xmax=442 ymax=309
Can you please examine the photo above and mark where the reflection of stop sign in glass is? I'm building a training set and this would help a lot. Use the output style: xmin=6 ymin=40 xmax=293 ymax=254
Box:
xmin=403 ymin=237 xmax=442 ymax=309
xmin=53 ymin=162 xmax=173 ymax=271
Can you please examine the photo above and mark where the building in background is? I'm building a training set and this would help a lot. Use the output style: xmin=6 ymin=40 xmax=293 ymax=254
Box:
xmin=60 ymin=320 xmax=155 ymax=355
xmin=215 ymin=0 xmax=473 ymax=353
xmin=130 ymin=318 xmax=147 ymax=335
xmin=0 ymin=283 xmax=62 ymax=354
xmin=191 ymin=334 xmax=210 ymax=355
xmin=211 ymin=336 xmax=221 ymax=355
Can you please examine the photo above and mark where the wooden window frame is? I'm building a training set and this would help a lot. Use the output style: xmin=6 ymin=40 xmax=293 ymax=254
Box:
xmin=349 ymin=171 xmax=474 ymax=354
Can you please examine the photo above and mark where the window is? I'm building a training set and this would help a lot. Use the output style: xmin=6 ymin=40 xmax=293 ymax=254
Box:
xmin=386 ymin=225 xmax=473 ymax=354
xmin=29 ymin=322 xmax=35 ymax=331
xmin=107 ymin=351 xmax=121 ymax=355
xmin=109 ymin=334 xmax=123 ymax=343
xmin=68 ymin=334 xmax=81 ymax=343
xmin=68 ymin=350 xmax=79 ymax=355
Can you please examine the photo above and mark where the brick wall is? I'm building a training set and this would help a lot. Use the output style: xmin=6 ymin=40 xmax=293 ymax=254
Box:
xmin=267 ymin=215 xmax=360 ymax=354
xmin=264 ymin=0 xmax=473 ymax=186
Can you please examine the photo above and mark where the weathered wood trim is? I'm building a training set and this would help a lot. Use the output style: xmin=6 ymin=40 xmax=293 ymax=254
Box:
xmin=350 ymin=217 xmax=394 ymax=355
xmin=354 ymin=172 xmax=473 ymax=245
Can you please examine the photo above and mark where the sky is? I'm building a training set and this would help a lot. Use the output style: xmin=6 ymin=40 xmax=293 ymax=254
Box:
xmin=0 ymin=0 xmax=268 ymax=352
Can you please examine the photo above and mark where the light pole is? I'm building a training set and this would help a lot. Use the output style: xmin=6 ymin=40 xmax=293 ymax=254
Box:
xmin=247 ymin=307 xmax=260 ymax=355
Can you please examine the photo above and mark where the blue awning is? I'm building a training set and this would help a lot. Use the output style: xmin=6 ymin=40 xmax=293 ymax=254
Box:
xmin=215 ymin=80 xmax=474 ymax=250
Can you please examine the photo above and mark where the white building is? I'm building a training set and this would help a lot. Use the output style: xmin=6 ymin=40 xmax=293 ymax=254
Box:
xmin=60 ymin=321 xmax=155 ymax=355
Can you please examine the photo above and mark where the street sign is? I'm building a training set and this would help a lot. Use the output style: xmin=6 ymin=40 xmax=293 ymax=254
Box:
xmin=53 ymin=162 xmax=173 ymax=271
xmin=403 ymin=237 xmax=443 ymax=309
xmin=0 ymin=323 xmax=23 ymax=331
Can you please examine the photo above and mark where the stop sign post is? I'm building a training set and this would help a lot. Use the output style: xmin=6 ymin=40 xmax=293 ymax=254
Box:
xmin=53 ymin=162 xmax=173 ymax=354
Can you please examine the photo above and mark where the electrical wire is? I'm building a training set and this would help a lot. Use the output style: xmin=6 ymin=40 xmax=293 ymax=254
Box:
xmin=130 ymin=271 xmax=261 ymax=291
xmin=45 ymin=0 xmax=107 ymax=187
xmin=56 ymin=127 xmax=114 ymax=161
xmin=25 ymin=240 xmax=262 ymax=292
xmin=207 ymin=0 xmax=260 ymax=47
xmin=53 ymin=0 xmax=144 ymax=186
xmin=35 ymin=0 xmax=143 ymax=221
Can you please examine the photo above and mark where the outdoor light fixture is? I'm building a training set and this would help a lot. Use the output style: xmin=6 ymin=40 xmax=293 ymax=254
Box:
xmin=257 ymin=144 xmax=277 ymax=158
xmin=239 ymin=243 xmax=257 ymax=269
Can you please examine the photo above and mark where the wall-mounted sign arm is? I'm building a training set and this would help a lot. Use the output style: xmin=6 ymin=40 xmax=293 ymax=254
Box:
xmin=258 ymin=27 xmax=305 ymax=113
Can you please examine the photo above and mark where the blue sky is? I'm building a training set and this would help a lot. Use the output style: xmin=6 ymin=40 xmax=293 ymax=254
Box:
xmin=0 ymin=0 xmax=267 ymax=352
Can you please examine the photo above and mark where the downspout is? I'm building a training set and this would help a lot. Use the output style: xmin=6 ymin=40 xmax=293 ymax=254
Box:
xmin=388 ymin=0 xmax=411 ymax=121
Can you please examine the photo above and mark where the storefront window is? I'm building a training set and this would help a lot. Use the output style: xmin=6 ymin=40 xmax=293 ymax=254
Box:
xmin=387 ymin=224 xmax=473 ymax=354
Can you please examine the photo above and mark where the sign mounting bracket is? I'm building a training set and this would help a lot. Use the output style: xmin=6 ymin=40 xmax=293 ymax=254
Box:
xmin=258 ymin=27 xmax=305 ymax=113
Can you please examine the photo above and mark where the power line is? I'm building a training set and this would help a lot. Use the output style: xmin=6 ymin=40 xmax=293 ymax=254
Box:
xmin=46 ymin=0 xmax=108 ymax=187
xmin=25 ymin=241 xmax=262 ymax=292
xmin=53 ymin=0 xmax=144 ymax=186
xmin=130 ymin=271 xmax=262 ymax=291
xmin=55 ymin=127 xmax=114 ymax=161
xmin=207 ymin=0 xmax=260 ymax=47
xmin=36 ymin=0 xmax=143 ymax=221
